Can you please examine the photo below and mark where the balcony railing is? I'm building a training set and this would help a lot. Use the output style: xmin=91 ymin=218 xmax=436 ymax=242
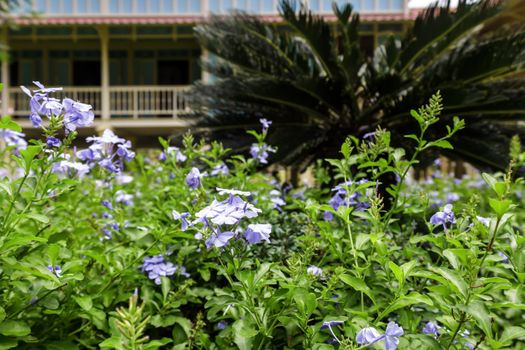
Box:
xmin=9 ymin=85 xmax=192 ymax=120
xmin=9 ymin=0 xmax=406 ymax=17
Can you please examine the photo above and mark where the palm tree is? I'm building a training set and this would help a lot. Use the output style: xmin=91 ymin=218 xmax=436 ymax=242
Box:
xmin=187 ymin=0 xmax=525 ymax=171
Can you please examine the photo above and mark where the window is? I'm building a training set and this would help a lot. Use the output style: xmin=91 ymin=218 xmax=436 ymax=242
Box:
xmin=391 ymin=0 xmax=403 ymax=10
xmin=321 ymin=0 xmax=332 ymax=12
xmin=149 ymin=0 xmax=160 ymax=13
xmin=49 ymin=0 xmax=60 ymax=14
xmin=209 ymin=0 xmax=220 ymax=12
xmin=163 ymin=0 xmax=173 ymax=12
xmin=309 ymin=0 xmax=320 ymax=11
xmin=363 ymin=0 xmax=374 ymax=11
xmin=137 ymin=0 xmax=146 ymax=12
xmin=223 ymin=0 xmax=233 ymax=12
xmin=378 ymin=0 xmax=390 ymax=10
xmin=261 ymin=0 xmax=274 ymax=13
xmin=237 ymin=0 xmax=248 ymax=11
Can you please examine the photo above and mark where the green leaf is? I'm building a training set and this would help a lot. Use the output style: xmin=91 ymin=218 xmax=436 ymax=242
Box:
xmin=482 ymin=173 xmax=498 ymax=192
xmin=0 ymin=116 xmax=22 ymax=132
xmin=0 ymin=308 xmax=4 ymax=324
xmin=47 ymin=244 xmax=60 ymax=265
xmin=389 ymin=261 xmax=404 ymax=285
xmin=339 ymin=274 xmax=375 ymax=304
xmin=293 ymin=289 xmax=317 ymax=316
xmin=161 ymin=276 xmax=171 ymax=301
xmin=465 ymin=301 xmax=493 ymax=339
xmin=429 ymin=267 xmax=469 ymax=300
xmin=233 ymin=319 xmax=256 ymax=350
xmin=488 ymin=198 xmax=513 ymax=218
xmin=143 ymin=338 xmax=172 ymax=350
xmin=377 ymin=292 xmax=433 ymax=320
xmin=73 ymin=296 xmax=93 ymax=311
xmin=19 ymin=145 xmax=42 ymax=172
xmin=431 ymin=140 xmax=453 ymax=149
xmin=24 ymin=212 xmax=49 ymax=224
xmin=0 ymin=336 xmax=18 ymax=350
xmin=499 ymin=326 xmax=525 ymax=345
xmin=0 ymin=320 xmax=31 ymax=337
xmin=0 ymin=182 xmax=12 ymax=197
xmin=98 ymin=336 xmax=122 ymax=349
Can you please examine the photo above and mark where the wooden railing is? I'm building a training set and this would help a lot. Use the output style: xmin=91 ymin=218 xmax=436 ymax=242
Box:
xmin=8 ymin=85 xmax=191 ymax=119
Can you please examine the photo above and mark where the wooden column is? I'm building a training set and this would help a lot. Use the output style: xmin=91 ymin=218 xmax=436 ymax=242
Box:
xmin=1 ymin=27 xmax=9 ymax=117
xmin=99 ymin=26 xmax=110 ymax=121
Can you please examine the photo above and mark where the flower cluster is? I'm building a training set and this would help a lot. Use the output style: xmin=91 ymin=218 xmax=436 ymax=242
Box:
xmin=21 ymin=81 xmax=94 ymax=131
xmin=324 ymin=179 xmax=369 ymax=220
xmin=51 ymin=155 xmax=90 ymax=178
xmin=192 ymin=188 xmax=271 ymax=249
xmin=0 ymin=129 xmax=27 ymax=151
xmin=250 ymin=143 xmax=276 ymax=164
xmin=356 ymin=322 xmax=404 ymax=350
xmin=186 ymin=167 xmax=203 ymax=189
xmin=159 ymin=146 xmax=187 ymax=162
xmin=429 ymin=203 xmax=456 ymax=227
xmin=141 ymin=255 xmax=189 ymax=285
xmin=76 ymin=129 xmax=135 ymax=173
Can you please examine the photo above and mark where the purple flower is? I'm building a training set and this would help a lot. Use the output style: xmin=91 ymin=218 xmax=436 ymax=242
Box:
xmin=363 ymin=131 xmax=376 ymax=140
xmin=77 ymin=129 xmax=134 ymax=173
xmin=20 ymin=82 xmax=64 ymax=127
xmin=476 ymin=216 xmax=490 ymax=227
xmin=260 ymin=118 xmax=272 ymax=131
xmin=217 ymin=320 xmax=228 ymax=330
xmin=321 ymin=320 xmax=344 ymax=344
xmin=357 ymin=327 xmax=382 ymax=345
xmin=115 ymin=190 xmax=133 ymax=206
xmin=205 ymin=229 xmax=235 ymax=249
xmin=102 ymin=227 xmax=112 ymax=239
xmin=211 ymin=163 xmax=229 ymax=176
xmin=269 ymin=190 xmax=286 ymax=211
xmin=328 ymin=179 xmax=369 ymax=213
xmin=307 ymin=265 xmax=323 ymax=277
xmin=116 ymin=142 xmax=136 ymax=162
xmin=244 ymin=224 xmax=271 ymax=244
xmin=172 ymin=210 xmax=191 ymax=231
xmin=47 ymin=265 xmax=62 ymax=278
xmin=62 ymin=98 xmax=94 ymax=131
xmin=52 ymin=159 xmax=90 ymax=178
xmin=430 ymin=204 xmax=456 ymax=227
xmin=195 ymin=194 xmax=261 ymax=226
xmin=46 ymin=136 xmax=61 ymax=148
xmin=0 ymin=129 xmax=27 ymax=151
xmin=186 ymin=167 xmax=202 ymax=189
xmin=356 ymin=322 xmax=404 ymax=350
xmin=159 ymin=146 xmax=187 ymax=162
xmin=250 ymin=143 xmax=276 ymax=164
xmin=446 ymin=193 xmax=460 ymax=203
xmin=498 ymin=251 xmax=509 ymax=264
xmin=384 ymin=322 xmax=404 ymax=350
xmin=422 ymin=321 xmax=440 ymax=337
xmin=141 ymin=255 xmax=189 ymax=285
xmin=115 ymin=174 xmax=134 ymax=184
xmin=102 ymin=200 xmax=113 ymax=210
xmin=323 ymin=211 xmax=334 ymax=221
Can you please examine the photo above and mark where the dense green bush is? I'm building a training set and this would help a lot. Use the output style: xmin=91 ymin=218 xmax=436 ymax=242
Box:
xmin=0 ymin=87 xmax=524 ymax=349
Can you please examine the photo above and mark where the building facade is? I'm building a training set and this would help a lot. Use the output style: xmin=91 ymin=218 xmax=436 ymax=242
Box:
xmin=1 ymin=0 xmax=413 ymax=137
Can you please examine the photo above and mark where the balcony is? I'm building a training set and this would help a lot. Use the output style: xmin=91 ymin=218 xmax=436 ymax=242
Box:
xmin=8 ymin=85 xmax=194 ymax=129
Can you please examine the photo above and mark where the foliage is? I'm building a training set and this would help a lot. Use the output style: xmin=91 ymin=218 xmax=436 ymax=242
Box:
xmin=0 ymin=90 xmax=524 ymax=349
xmin=188 ymin=0 xmax=525 ymax=171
